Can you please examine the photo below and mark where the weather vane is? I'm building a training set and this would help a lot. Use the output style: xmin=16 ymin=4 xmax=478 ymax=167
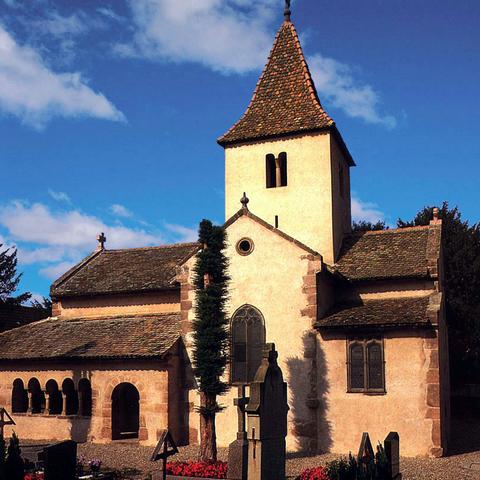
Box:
xmin=284 ymin=0 xmax=291 ymax=21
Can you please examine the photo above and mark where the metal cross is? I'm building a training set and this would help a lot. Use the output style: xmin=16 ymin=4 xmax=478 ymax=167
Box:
xmin=284 ymin=0 xmax=291 ymax=20
xmin=0 ymin=408 xmax=15 ymax=442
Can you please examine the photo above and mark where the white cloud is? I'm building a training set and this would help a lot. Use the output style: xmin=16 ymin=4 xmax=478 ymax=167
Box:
xmin=110 ymin=203 xmax=133 ymax=218
xmin=116 ymin=0 xmax=395 ymax=126
xmin=34 ymin=11 xmax=91 ymax=37
xmin=48 ymin=189 xmax=71 ymax=203
xmin=17 ymin=245 xmax=67 ymax=265
xmin=165 ymin=223 xmax=198 ymax=243
xmin=40 ymin=261 xmax=76 ymax=281
xmin=0 ymin=201 xmax=161 ymax=250
xmin=116 ymin=0 xmax=276 ymax=73
xmin=0 ymin=24 xmax=125 ymax=128
xmin=308 ymin=54 xmax=396 ymax=128
xmin=351 ymin=195 xmax=386 ymax=224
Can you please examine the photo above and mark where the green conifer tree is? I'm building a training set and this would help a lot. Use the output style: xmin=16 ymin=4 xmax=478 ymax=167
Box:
xmin=192 ymin=220 xmax=230 ymax=461
xmin=5 ymin=432 xmax=24 ymax=480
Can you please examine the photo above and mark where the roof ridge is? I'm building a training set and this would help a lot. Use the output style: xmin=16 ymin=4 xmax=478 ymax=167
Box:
xmin=104 ymin=241 xmax=200 ymax=253
xmin=350 ymin=225 xmax=431 ymax=236
xmin=61 ymin=313 xmax=179 ymax=323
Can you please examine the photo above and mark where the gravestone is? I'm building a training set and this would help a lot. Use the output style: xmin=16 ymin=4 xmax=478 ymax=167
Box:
xmin=39 ymin=440 xmax=77 ymax=480
xmin=227 ymin=385 xmax=249 ymax=480
xmin=245 ymin=343 xmax=289 ymax=480
xmin=384 ymin=432 xmax=401 ymax=479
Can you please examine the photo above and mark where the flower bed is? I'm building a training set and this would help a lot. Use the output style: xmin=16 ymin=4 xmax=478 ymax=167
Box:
xmin=296 ymin=466 xmax=329 ymax=480
xmin=166 ymin=461 xmax=228 ymax=479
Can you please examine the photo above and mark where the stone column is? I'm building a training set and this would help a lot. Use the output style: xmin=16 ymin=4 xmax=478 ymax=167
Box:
xmin=62 ymin=393 xmax=67 ymax=415
xmin=27 ymin=392 xmax=33 ymax=414
xmin=44 ymin=392 xmax=50 ymax=415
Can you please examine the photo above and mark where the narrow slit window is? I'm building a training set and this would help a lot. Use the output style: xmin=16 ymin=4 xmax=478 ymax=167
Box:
xmin=266 ymin=153 xmax=287 ymax=188
xmin=266 ymin=154 xmax=276 ymax=188
xmin=279 ymin=152 xmax=287 ymax=187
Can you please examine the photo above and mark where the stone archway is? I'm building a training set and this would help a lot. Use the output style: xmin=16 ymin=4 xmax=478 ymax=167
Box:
xmin=111 ymin=382 xmax=140 ymax=440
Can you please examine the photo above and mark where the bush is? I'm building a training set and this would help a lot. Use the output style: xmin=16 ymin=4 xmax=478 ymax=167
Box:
xmin=296 ymin=466 xmax=329 ymax=480
xmin=166 ymin=461 xmax=228 ymax=478
xmin=5 ymin=433 xmax=24 ymax=480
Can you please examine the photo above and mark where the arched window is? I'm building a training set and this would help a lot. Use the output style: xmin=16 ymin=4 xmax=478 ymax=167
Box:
xmin=46 ymin=380 xmax=62 ymax=415
xmin=231 ymin=305 xmax=266 ymax=384
xmin=62 ymin=379 xmax=78 ymax=415
xmin=28 ymin=378 xmax=45 ymax=414
xmin=266 ymin=154 xmax=276 ymax=188
xmin=347 ymin=338 xmax=385 ymax=393
xmin=12 ymin=379 xmax=28 ymax=413
xmin=78 ymin=378 xmax=92 ymax=416
xmin=266 ymin=153 xmax=287 ymax=188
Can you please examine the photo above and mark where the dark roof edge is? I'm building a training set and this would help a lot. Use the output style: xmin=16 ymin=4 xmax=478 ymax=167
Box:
xmin=224 ymin=208 xmax=321 ymax=258
xmin=314 ymin=321 xmax=434 ymax=331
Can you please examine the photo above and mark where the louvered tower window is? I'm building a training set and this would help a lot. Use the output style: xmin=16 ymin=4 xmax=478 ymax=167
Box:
xmin=347 ymin=338 xmax=385 ymax=394
xmin=231 ymin=305 xmax=266 ymax=384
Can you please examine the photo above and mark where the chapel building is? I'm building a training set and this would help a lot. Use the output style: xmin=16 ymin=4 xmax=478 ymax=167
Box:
xmin=0 ymin=7 xmax=449 ymax=457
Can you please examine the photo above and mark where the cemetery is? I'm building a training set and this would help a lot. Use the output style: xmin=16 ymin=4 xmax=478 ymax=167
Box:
xmin=0 ymin=1 xmax=479 ymax=480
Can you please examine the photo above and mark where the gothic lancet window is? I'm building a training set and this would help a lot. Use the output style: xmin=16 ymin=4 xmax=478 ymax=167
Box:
xmin=231 ymin=305 xmax=266 ymax=384
xmin=266 ymin=153 xmax=287 ymax=188
xmin=347 ymin=338 xmax=385 ymax=393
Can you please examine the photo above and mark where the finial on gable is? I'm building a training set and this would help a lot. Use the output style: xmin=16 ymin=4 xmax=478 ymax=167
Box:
xmin=284 ymin=0 xmax=291 ymax=21
xmin=430 ymin=207 xmax=441 ymax=226
xmin=240 ymin=192 xmax=250 ymax=211
xmin=96 ymin=232 xmax=106 ymax=251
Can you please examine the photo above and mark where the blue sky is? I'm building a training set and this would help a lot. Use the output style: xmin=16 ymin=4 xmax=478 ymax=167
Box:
xmin=1 ymin=0 xmax=479 ymax=300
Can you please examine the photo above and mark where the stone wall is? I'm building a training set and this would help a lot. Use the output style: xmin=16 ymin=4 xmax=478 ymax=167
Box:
xmin=0 ymin=359 xmax=177 ymax=446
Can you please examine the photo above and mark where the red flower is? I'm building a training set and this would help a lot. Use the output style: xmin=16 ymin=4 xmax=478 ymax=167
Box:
xmin=296 ymin=466 xmax=329 ymax=480
xmin=166 ymin=461 xmax=228 ymax=478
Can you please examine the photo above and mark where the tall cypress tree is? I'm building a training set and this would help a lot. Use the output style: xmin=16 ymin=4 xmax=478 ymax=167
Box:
xmin=192 ymin=220 xmax=230 ymax=462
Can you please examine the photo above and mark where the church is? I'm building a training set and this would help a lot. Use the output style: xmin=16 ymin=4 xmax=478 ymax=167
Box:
xmin=0 ymin=5 xmax=449 ymax=458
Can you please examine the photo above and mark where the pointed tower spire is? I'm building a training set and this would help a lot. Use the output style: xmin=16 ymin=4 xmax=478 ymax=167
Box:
xmin=218 ymin=14 xmax=346 ymax=152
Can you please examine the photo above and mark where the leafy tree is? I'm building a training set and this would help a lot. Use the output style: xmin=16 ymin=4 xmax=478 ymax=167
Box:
xmin=192 ymin=220 xmax=230 ymax=461
xmin=31 ymin=296 xmax=53 ymax=317
xmin=0 ymin=245 xmax=30 ymax=305
xmin=397 ymin=203 xmax=480 ymax=385
xmin=352 ymin=220 xmax=387 ymax=232
xmin=5 ymin=432 xmax=23 ymax=480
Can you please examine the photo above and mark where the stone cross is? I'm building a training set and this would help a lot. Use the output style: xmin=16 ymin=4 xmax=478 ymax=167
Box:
xmin=246 ymin=343 xmax=289 ymax=480
xmin=96 ymin=232 xmax=106 ymax=250
xmin=228 ymin=386 xmax=250 ymax=480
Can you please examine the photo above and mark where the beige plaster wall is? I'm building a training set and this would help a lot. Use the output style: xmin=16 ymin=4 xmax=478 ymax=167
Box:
xmin=0 ymin=361 xmax=172 ymax=446
xmin=186 ymin=215 xmax=320 ymax=451
xmin=318 ymin=331 xmax=435 ymax=457
xmin=56 ymin=290 xmax=180 ymax=319
xmin=224 ymin=132 xmax=342 ymax=264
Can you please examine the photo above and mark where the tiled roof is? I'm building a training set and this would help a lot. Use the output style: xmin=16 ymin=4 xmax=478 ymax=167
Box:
xmin=218 ymin=20 xmax=334 ymax=146
xmin=335 ymin=226 xmax=440 ymax=282
xmin=0 ymin=313 xmax=180 ymax=361
xmin=0 ymin=304 xmax=47 ymax=333
xmin=51 ymin=243 xmax=200 ymax=298
xmin=316 ymin=296 xmax=432 ymax=329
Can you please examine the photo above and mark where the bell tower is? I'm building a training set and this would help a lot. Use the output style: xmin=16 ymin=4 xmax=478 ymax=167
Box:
xmin=218 ymin=6 xmax=354 ymax=264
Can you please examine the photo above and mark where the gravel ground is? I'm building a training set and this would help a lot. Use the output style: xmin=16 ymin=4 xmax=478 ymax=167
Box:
xmin=23 ymin=416 xmax=480 ymax=479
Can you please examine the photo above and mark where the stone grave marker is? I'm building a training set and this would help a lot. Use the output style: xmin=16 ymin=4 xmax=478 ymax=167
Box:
xmin=39 ymin=440 xmax=77 ymax=480
xmin=228 ymin=385 xmax=249 ymax=480
xmin=384 ymin=431 xmax=401 ymax=479
xmin=245 ymin=343 xmax=289 ymax=480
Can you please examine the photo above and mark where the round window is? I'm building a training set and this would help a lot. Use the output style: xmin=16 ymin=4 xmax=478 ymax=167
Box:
xmin=236 ymin=238 xmax=254 ymax=256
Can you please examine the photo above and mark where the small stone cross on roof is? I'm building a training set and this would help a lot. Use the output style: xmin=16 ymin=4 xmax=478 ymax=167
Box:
xmin=97 ymin=232 xmax=106 ymax=250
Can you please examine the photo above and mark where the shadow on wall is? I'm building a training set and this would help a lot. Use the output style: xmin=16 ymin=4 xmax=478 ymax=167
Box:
xmin=285 ymin=331 xmax=332 ymax=456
